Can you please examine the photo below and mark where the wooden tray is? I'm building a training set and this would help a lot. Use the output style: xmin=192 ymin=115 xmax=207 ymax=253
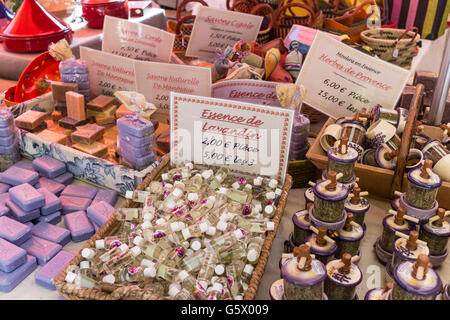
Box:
xmin=54 ymin=156 xmax=293 ymax=300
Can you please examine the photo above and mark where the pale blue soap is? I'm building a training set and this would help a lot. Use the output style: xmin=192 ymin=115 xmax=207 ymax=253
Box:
xmin=6 ymin=200 xmax=40 ymax=223
xmin=87 ymin=201 xmax=115 ymax=226
xmin=35 ymin=250 xmax=75 ymax=290
xmin=9 ymin=183 xmax=45 ymax=211
xmin=20 ymin=236 xmax=62 ymax=265
xmin=64 ymin=211 xmax=94 ymax=242
xmin=0 ymin=255 xmax=37 ymax=293
xmin=60 ymin=196 xmax=91 ymax=214
xmin=32 ymin=222 xmax=71 ymax=246
xmin=61 ymin=185 xmax=98 ymax=199
xmin=36 ymin=211 xmax=62 ymax=225
xmin=53 ymin=172 xmax=74 ymax=186
xmin=39 ymin=177 xmax=65 ymax=196
xmin=0 ymin=166 xmax=39 ymax=186
xmin=0 ymin=238 xmax=27 ymax=272
xmin=32 ymin=156 xmax=66 ymax=179
xmin=0 ymin=216 xmax=31 ymax=246
xmin=37 ymin=188 xmax=62 ymax=215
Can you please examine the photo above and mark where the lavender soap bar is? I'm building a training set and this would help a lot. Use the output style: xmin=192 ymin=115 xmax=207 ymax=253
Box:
xmin=87 ymin=201 xmax=115 ymax=226
xmin=0 ymin=238 xmax=27 ymax=272
xmin=36 ymin=211 xmax=62 ymax=225
xmin=117 ymin=116 xmax=154 ymax=138
xmin=0 ymin=216 xmax=32 ymax=246
xmin=39 ymin=177 xmax=65 ymax=196
xmin=0 ymin=255 xmax=37 ymax=293
xmin=61 ymin=185 xmax=98 ymax=199
xmin=53 ymin=172 xmax=74 ymax=186
xmin=92 ymin=189 xmax=117 ymax=206
xmin=64 ymin=211 xmax=94 ymax=242
xmin=32 ymin=222 xmax=71 ymax=246
xmin=37 ymin=188 xmax=62 ymax=215
xmin=6 ymin=200 xmax=40 ymax=223
xmin=0 ymin=183 xmax=11 ymax=194
xmin=32 ymin=156 xmax=66 ymax=179
xmin=60 ymin=196 xmax=92 ymax=214
xmin=20 ymin=236 xmax=62 ymax=265
xmin=9 ymin=183 xmax=45 ymax=211
xmin=35 ymin=250 xmax=75 ymax=290
xmin=0 ymin=166 xmax=39 ymax=186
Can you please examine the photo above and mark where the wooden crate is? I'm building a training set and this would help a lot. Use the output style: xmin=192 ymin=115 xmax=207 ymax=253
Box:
xmin=307 ymin=117 xmax=450 ymax=208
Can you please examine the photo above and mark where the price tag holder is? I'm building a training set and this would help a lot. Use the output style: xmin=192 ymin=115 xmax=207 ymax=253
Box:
xmin=102 ymin=15 xmax=175 ymax=63
xmin=170 ymin=93 xmax=294 ymax=182
xmin=186 ymin=6 xmax=263 ymax=60
xmin=295 ymin=32 xmax=410 ymax=119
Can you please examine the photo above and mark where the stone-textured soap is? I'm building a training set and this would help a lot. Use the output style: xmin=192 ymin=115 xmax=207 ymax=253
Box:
xmin=53 ymin=172 xmax=74 ymax=186
xmin=87 ymin=201 xmax=115 ymax=226
xmin=0 ymin=216 xmax=32 ymax=246
xmin=6 ymin=200 xmax=40 ymax=223
xmin=31 ymin=222 xmax=71 ymax=246
xmin=0 ymin=238 xmax=27 ymax=272
xmin=32 ymin=156 xmax=66 ymax=179
xmin=36 ymin=211 xmax=62 ymax=225
xmin=14 ymin=110 xmax=46 ymax=130
xmin=61 ymin=185 xmax=98 ymax=200
xmin=0 ymin=166 xmax=39 ymax=186
xmin=60 ymin=196 xmax=92 ymax=214
xmin=9 ymin=183 xmax=45 ymax=211
xmin=35 ymin=250 xmax=75 ymax=290
xmin=39 ymin=177 xmax=65 ymax=196
xmin=64 ymin=210 xmax=94 ymax=242
xmin=92 ymin=189 xmax=118 ymax=206
xmin=20 ymin=236 xmax=62 ymax=265
xmin=0 ymin=255 xmax=37 ymax=293
xmin=37 ymin=188 xmax=62 ymax=215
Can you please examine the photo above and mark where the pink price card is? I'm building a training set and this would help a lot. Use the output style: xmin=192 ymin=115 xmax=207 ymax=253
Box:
xmin=283 ymin=25 xmax=342 ymax=49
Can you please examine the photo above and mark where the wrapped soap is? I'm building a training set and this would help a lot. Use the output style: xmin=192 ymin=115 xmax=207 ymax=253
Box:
xmin=117 ymin=116 xmax=154 ymax=138
xmin=119 ymin=137 xmax=153 ymax=158
xmin=264 ymin=48 xmax=280 ymax=80
xmin=59 ymin=59 xmax=90 ymax=100
xmin=114 ymin=91 xmax=156 ymax=119
xmin=405 ymin=160 xmax=441 ymax=209
xmin=324 ymin=254 xmax=362 ymax=300
xmin=284 ymin=49 xmax=302 ymax=80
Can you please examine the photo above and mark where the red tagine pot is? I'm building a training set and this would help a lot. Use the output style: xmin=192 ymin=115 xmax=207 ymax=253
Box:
xmin=81 ymin=0 xmax=129 ymax=29
xmin=0 ymin=0 xmax=72 ymax=53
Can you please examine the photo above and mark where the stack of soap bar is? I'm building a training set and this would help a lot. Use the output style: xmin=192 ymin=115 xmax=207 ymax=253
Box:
xmin=87 ymin=201 xmax=115 ymax=226
xmin=53 ymin=172 xmax=74 ymax=186
xmin=35 ymin=250 xmax=75 ymax=290
xmin=71 ymin=123 xmax=105 ymax=145
xmin=117 ymin=116 xmax=155 ymax=170
xmin=37 ymin=129 xmax=68 ymax=145
xmin=0 ymin=216 xmax=32 ymax=245
xmin=20 ymin=236 xmax=62 ymax=265
xmin=5 ymin=199 xmax=40 ymax=223
xmin=0 ymin=165 xmax=39 ymax=186
xmin=64 ymin=210 xmax=94 ymax=242
xmin=33 ymin=156 xmax=67 ymax=179
xmin=0 ymin=255 xmax=37 ymax=292
xmin=9 ymin=183 xmax=45 ymax=211
xmin=14 ymin=110 xmax=47 ymax=132
xmin=31 ymin=222 xmax=71 ymax=246
xmin=37 ymin=188 xmax=62 ymax=215
xmin=86 ymin=95 xmax=118 ymax=125
xmin=0 ymin=109 xmax=20 ymax=171
xmin=38 ymin=177 xmax=65 ymax=196
xmin=58 ymin=116 xmax=89 ymax=131
xmin=0 ymin=238 xmax=27 ymax=272
xmin=51 ymin=81 xmax=79 ymax=117
xmin=36 ymin=211 xmax=62 ymax=225
xmin=59 ymin=59 xmax=90 ymax=100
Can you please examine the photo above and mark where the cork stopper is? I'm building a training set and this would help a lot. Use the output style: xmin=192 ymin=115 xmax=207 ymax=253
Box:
xmin=441 ymin=123 xmax=449 ymax=132
xmin=350 ymin=187 xmax=361 ymax=205
xmin=305 ymin=202 xmax=313 ymax=222
xmin=411 ymin=254 xmax=430 ymax=280
xmin=338 ymin=137 xmax=348 ymax=155
xmin=382 ymin=282 xmax=393 ymax=294
xmin=325 ymin=171 xmax=337 ymax=191
xmin=420 ymin=160 xmax=433 ymax=179
xmin=339 ymin=253 xmax=352 ymax=274
xmin=394 ymin=207 xmax=406 ymax=225
xmin=406 ymin=230 xmax=419 ymax=251
xmin=384 ymin=149 xmax=398 ymax=161
xmin=294 ymin=244 xmax=312 ymax=272
xmin=433 ymin=208 xmax=446 ymax=227
xmin=343 ymin=212 xmax=354 ymax=232
xmin=316 ymin=226 xmax=328 ymax=246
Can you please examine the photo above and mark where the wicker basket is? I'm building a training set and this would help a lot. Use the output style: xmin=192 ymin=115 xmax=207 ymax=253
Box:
xmin=287 ymin=157 xmax=318 ymax=188
xmin=250 ymin=3 xmax=275 ymax=44
xmin=54 ymin=155 xmax=293 ymax=300
xmin=360 ymin=27 xmax=420 ymax=70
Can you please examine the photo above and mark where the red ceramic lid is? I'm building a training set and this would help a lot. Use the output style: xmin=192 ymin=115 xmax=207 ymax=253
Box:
xmin=0 ymin=0 xmax=71 ymax=38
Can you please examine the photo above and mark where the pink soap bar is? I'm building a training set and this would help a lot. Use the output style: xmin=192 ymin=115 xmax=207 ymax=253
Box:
xmin=31 ymin=222 xmax=71 ymax=246
xmin=59 ymin=196 xmax=91 ymax=214
xmin=64 ymin=211 xmax=94 ymax=242
xmin=35 ymin=250 xmax=75 ymax=290
xmin=0 ymin=166 xmax=39 ymax=186
xmin=61 ymin=185 xmax=98 ymax=199
xmin=39 ymin=177 xmax=65 ymax=196
xmin=0 ymin=183 xmax=11 ymax=194
xmin=32 ymin=156 xmax=66 ymax=179
xmin=0 ymin=255 xmax=37 ymax=293
xmin=9 ymin=183 xmax=45 ymax=211
xmin=37 ymin=188 xmax=62 ymax=215
xmin=0 ymin=193 xmax=10 ymax=217
xmin=20 ymin=236 xmax=62 ymax=265
xmin=36 ymin=211 xmax=62 ymax=225
xmin=0 ymin=216 xmax=32 ymax=246
xmin=6 ymin=200 xmax=40 ymax=223
xmin=92 ymin=189 xmax=117 ymax=206
xmin=87 ymin=201 xmax=115 ymax=226
xmin=53 ymin=172 xmax=74 ymax=186
xmin=0 ymin=238 xmax=27 ymax=272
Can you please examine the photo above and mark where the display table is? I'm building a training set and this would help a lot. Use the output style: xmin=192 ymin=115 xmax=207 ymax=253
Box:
xmin=0 ymin=5 xmax=167 ymax=81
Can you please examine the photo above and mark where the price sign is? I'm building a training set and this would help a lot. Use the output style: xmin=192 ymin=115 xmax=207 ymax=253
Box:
xmin=296 ymin=32 xmax=410 ymax=119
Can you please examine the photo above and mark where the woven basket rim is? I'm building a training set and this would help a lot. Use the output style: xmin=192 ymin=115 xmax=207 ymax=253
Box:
xmin=360 ymin=28 xmax=420 ymax=45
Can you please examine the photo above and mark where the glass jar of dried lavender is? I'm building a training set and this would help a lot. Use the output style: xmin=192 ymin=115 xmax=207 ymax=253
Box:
xmin=327 ymin=137 xmax=358 ymax=183
xmin=344 ymin=188 xmax=370 ymax=226
xmin=380 ymin=212 xmax=411 ymax=254
xmin=335 ymin=213 xmax=365 ymax=258
xmin=391 ymin=231 xmax=430 ymax=274
xmin=405 ymin=160 xmax=441 ymax=209
xmin=313 ymin=172 xmax=349 ymax=223
xmin=418 ymin=208 xmax=450 ymax=256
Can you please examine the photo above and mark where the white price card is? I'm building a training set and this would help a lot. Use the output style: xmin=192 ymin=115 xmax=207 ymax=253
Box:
xmin=102 ymin=15 xmax=175 ymax=63
xmin=186 ymin=6 xmax=263 ymax=60
xmin=170 ymin=93 xmax=294 ymax=182
xmin=295 ymin=32 xmax=410 ymax=119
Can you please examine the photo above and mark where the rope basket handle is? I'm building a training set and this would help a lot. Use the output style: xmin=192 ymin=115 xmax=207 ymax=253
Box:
xmin=275 ymin=2 xmax=315 ymax=26
xmin=392 ymin=27 xmax=419 ymax=47
xmin=175 ymin=14 xmax=197 ymax=36
xmin=230 ymin=0 xmax=257 ymax=13
xmin=250 ymin=3 xmax=274 ymax=32
xmin=176 ymin=0 xmax=208 ymax=21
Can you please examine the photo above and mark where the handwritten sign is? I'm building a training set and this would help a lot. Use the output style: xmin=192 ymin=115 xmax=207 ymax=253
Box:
xmin=212 ymin=80 xmax=281 ymax=107
xmin=135 ymin=61 xmax=211 ymax=122
xmin=102 ymin=15 xmax=174 ymax=63
xmin=170 ymin=93 xmax=294 ymax=182
xmin=296 ymin=32 xmax=410 ymax=119
xmin=80 ymin=47 xmax=137 ymax=97
xmin=186 ymin=6 xmax=263 ymax=60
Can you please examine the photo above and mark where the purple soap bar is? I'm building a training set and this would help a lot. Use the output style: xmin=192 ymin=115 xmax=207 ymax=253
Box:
xmin=37 ymin=188 xmax=62 ymax=215
xmin=35 ymin=250 xmax=75 ymax=290
xmin=117 ymin=116 xmax=154 ymax=138
xmin=92 ymin=220 xmax=100 ymax=232
xmin=64 ymin=211 xmax=94 ymax=242
xmin=24 ymin=222 xmax=34 ymax=228
xmin=0 ymin=109 xmax=14 ymax=128
xmin=0 ymin=255 xmax=37 ymax=293
xmin=32 ymin=222 xmax=71 ymax=246
xmin=123 ymin=152 xmax=155 ymax=170
xmin=0 ymin=166 xmax=39 ymax=186
xmin=92 ymin=189 xmax=118 ymax=206
xmin=119 ymin=137 xmax=152 ymax=158
xmin=36 ymin=211 xmax=62 ymax=225
xmin=60 ymin=196 xmax=91 ymax=214
xmin=39 ymin=177 xmax=65 ymax=196
xmin=0 ymin=238 xmax=27 ymax=272
xmin=119 ymin=134 xmax=154 ymax=148
xmin=9 ymin=183 xmax=45 ymax=211
xmin=32 ymin=156 xmax=66 ymax=179
xmin=0 ymin=183 xmax=11 ymax=193
xmin=61 ymin=185 xmax=98 ymax=199
xmin=0 ymin=216 xmax=32 ymax=246
xmin=6 ymin=200 xmax=40 ymax=223
xmin=87 ymin=201 xmax=115 ymax=226
xmin=20 ymin=236 xmax=62 ymax=265
xmin=0 ymin=125 xmax=14 ymax=137
xmin=53 ymin=172 xmax=74 ymax=185
xmin=0 ymin=193 xmax=10 ymax=217
xmin=12 ymin=161 xmax=36 ymax=172
xmin=0 ymin=132 xmax=17 ymax=147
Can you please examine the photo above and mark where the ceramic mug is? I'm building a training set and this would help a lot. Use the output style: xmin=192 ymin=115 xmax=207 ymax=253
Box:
xmin=405 ymin=149 xmax=423 ymax=172
xmin=366 ymin=119 xmax=400 ymax=149
xmin=319 ymin=124 xmax=342 ymax=153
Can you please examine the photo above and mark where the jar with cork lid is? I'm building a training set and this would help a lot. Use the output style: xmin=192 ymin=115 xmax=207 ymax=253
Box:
xmin=324 ymin=253 xmax=362 ymax=300
xmin=339 ymin=118 xmax=367 ymax=158
xmin=335 ymin=212 xmax=365 ymax=259
xmin=374 ymin=145 xmax=398 ymax=169
xmin=405 ymin=160 xmax=441 ymax=210
xmin=364 ymin=282 xmax=393 ymax=300
xmin=390 ymin=231 xmax=430 ymax=276
xmin=419 ymin=208 xmax=450 ymax=267
xmin=344 ymin=187 xmax=370 ymax=226
xmin=292 ymin=203 xmax=313 ymax=246
xmin=391 ymin=254 xmax=442 ymax=300
xmin=327 ymin=137 xmax=358 ymax=183
xmin=420 ymin=139 xmax=450 ymax=182
xmin=305 ymin=226 xmax=337 ymax=265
